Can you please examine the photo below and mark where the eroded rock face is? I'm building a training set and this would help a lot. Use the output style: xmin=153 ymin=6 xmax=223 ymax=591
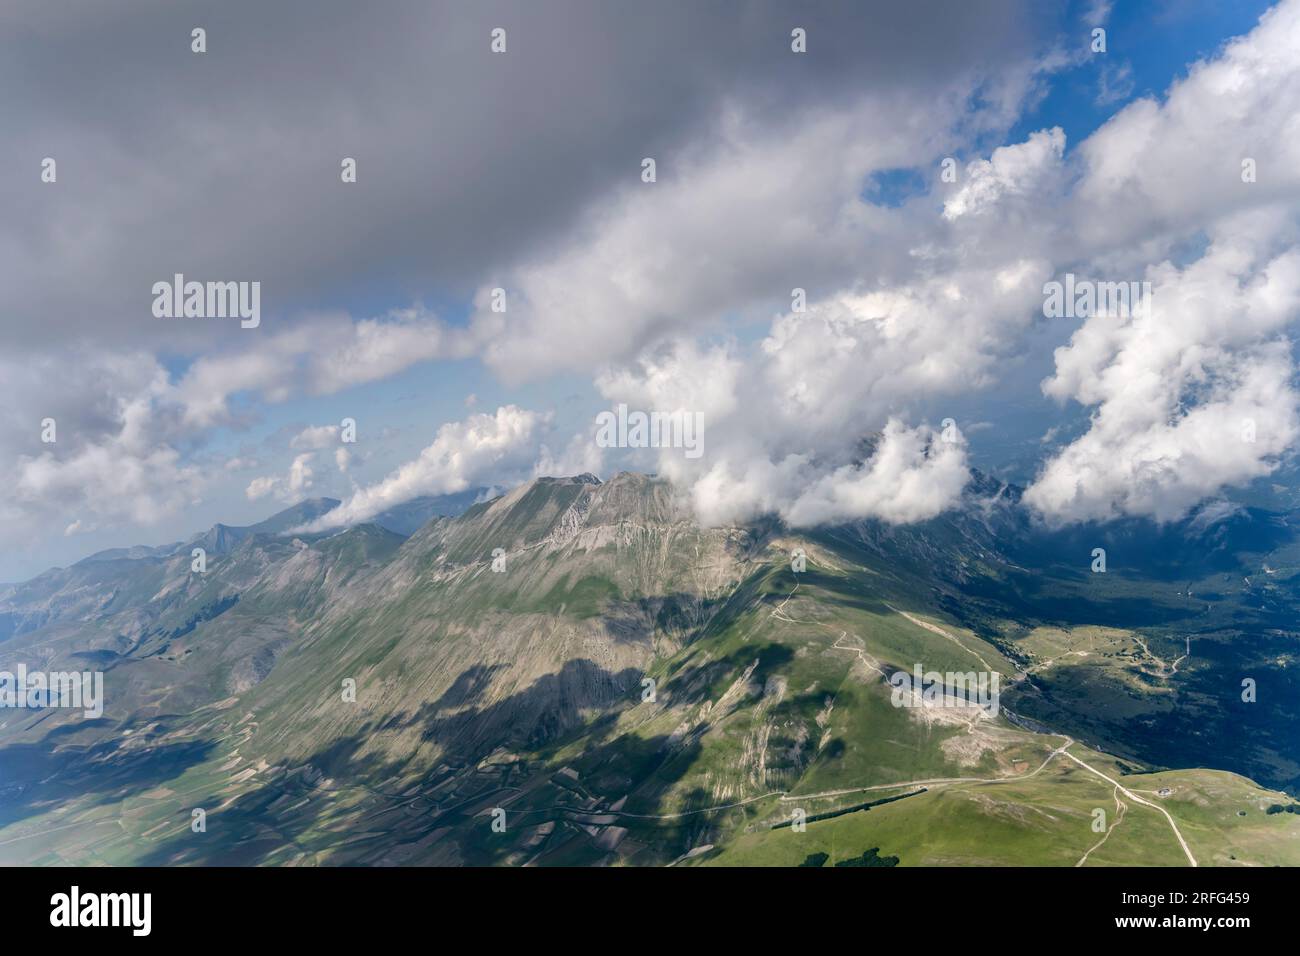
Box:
xmin=245 ymin=473 xmax=749 ymax=772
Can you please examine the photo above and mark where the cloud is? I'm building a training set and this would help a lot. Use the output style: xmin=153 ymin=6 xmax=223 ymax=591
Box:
xmin=469 ymin=49 xmax=1052 ymax=382
xmin=1084 ymin=0 xmax=1113 ymax=24
xmin=5 ymin=0 xmax=1300 ymax=583
xmin=592 ymin=331 xmax=983 ymax=529
xmin=308 ymin=310 xmax=461 ymax=394
xmin=0 ymin=349 xmax=206 ymax=535
xmin=1071 ymin=0 xmax=1300 ymax=249
xmin=245 ymin=475 xmax=277 ymax=502
xmin=245 ymin=452 xmax=316 ymax=503
xmin=581 ymin=0 xmax=1300 ymax=531
xmin=572 ymin=174 xmax=1052 ymax=528
xmin=532 ymin=430 xmax=605 ymax=480
xmin=1094 ymin=60 xmax=1134 ymax=107
xmin=1026 ymin=233 xmax=1300 ymax=524
xmin=176 ymin=308 xmax=461 ymax=429
xmin=441 ymin=27 xmax=1069 ymax=529
xmin=756 ymin=260 xmax=1050 ymax=442
xmin=0 ymin=1 xmax=1057 ymax=574
xmin=0 ymin=308 xmax=454 ymax=539
xmin=1019 ymin=1 xmax=1300 ymax=523
xmin=301 ymin=405 xmax=547 ymax=530
xmin=785 ymin=419 xmax=970 ymax=526
xmin=290 ymin=424 xmax=340 ymax=451
xmin=0 ymin=0 xmax=1043 ymax=355
xmin=942 ymin=127 xmax=1065 ymax=221
xmin=17 ymin=440 xmax=204 ymax=525
xmin=688 ymin=418 xmax=969 ymax=528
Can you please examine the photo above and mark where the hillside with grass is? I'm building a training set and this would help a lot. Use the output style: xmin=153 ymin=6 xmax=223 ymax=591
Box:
xmin=2 ymin=473 xmax=1298 ymax=866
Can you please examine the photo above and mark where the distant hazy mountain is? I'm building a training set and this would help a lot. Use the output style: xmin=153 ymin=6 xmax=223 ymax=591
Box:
xmin=71 ymin=490 xmax=487 ymax=570
xmin=366 ymin=488 xmax=486 ymax=535
xmin=0 ymin=490 xmax=487 ymax=645
xmin=76 ymin=543 xmax=183 ymax=565
xmin=2 ymin=471 xmax=1298 ymax=866
xmin=192 ymin=498 xmax=345 ymax=556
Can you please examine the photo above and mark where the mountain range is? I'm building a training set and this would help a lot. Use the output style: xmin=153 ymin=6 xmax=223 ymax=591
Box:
xmin=1 ymin=470 xmax=1298 ymax=866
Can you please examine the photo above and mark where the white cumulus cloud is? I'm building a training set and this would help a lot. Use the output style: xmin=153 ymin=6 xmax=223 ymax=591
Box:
xmin=301 ymin=405 xmax=547 ymax=531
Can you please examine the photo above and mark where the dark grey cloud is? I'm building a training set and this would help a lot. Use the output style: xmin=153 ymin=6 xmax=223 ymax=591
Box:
xmin=1 ymin=0 xmax=1046 ymax=353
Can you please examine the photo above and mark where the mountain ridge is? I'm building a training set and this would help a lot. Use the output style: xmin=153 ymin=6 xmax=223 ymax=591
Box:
xmin=2 ymin=469 xmax=1298 ymax=865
